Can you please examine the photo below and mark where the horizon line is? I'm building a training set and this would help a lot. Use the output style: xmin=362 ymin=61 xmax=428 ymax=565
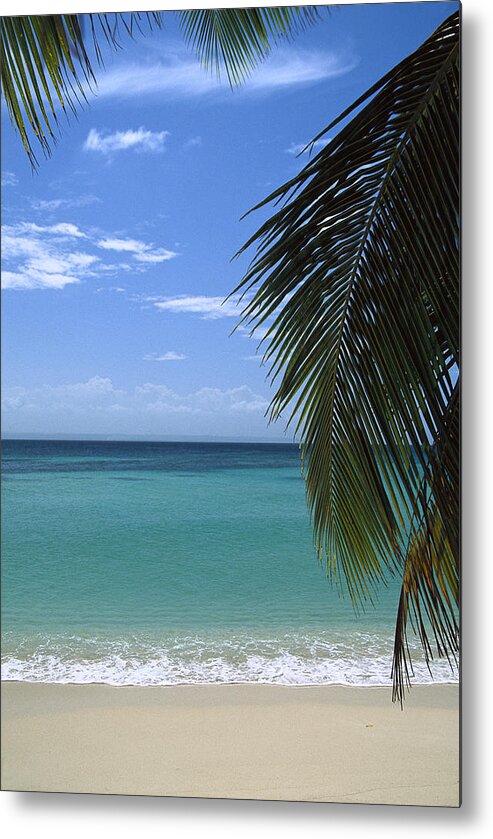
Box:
xmin=2 ymin=433 xmax=297 ymax=445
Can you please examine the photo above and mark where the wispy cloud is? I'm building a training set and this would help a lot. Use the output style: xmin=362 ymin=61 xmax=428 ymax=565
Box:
xmin=247 ymin=50 xmax=355 ymax=91
xmin=145 ymin=294 xmax=279 ymax=335
xmin=96 ymin=286 xmax=126 ymax=294
xmin=84 ymin=127 xmax=169 ymax=155
xmin=96 ymin=56 xmax=218 ymax=100
xmin=95 ymin=46 xmax=356 ymax=101
xmin=19 ymin=222 xmax=87 ymax=238
xmin=97 ymin=237 xmax=178 ymax=264
xmin=286 ymin=138 xmax=331 ymax=156
xmin=184 ymin=136 xmax=202 ymax=150
xmin=31 ymin=195 xmax=101 ymax=212
xmin=143 ymin=352 xmax=188 ymax=362
xmin=1 ymin=171 xmax=18 ymax=187
xmin=237 ymin=323 xmax=272 ymax=341
xmin=150 ymin=295 xmax=241 ymax=319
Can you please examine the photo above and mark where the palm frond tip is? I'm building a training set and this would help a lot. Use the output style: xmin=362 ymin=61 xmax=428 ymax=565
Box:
xmin=0 ymin=12 xmax=162 ymax=167
xmin=178 ymin=5 xmax=324 ymax=87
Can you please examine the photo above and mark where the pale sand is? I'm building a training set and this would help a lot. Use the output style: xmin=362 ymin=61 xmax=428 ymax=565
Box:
xmin=1 ymin=682 xmax=459 ymax=806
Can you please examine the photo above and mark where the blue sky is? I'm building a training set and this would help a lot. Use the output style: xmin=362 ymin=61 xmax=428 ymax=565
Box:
xmin=1 ymin=2 xmax=458 ymax=440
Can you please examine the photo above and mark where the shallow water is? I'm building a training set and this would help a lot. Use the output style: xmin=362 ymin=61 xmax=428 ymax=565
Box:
xmin=1 ymin=440 xmax=458 ymax=686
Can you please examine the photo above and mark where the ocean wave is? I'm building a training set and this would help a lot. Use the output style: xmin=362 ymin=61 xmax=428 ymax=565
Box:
xmin=1 ymin=631 xmax=459 ymax=687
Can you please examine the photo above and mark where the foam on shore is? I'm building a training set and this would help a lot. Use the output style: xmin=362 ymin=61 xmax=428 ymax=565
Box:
xmin=1 ymin=630 xmax=459 ymax=687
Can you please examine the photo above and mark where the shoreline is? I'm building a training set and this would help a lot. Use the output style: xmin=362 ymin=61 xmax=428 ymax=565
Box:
xmin=1 ymin=677 xmax=459 ymax=689
xmin=1 ymin=681 xmax=460 ymax=806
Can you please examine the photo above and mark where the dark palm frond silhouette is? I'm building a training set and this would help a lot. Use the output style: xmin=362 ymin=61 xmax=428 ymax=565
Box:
xmin=233 ymin=10 xmax=460 ymax=702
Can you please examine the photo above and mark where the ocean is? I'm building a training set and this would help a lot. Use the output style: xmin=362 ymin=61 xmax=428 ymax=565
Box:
xmin=1 ymin=439 xmax=457 ymax=687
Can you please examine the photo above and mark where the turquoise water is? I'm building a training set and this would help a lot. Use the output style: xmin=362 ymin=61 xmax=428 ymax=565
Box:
xmin=1 ymin=440 xmax=456 ymax=686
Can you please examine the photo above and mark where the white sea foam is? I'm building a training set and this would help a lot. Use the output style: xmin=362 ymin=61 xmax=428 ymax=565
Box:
xmin=1 ymin=631 xmax=459 ymax=687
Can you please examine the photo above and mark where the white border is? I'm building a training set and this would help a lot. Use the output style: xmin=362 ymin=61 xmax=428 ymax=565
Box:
xmin=2 ymin=1 xmax=492 ymax=836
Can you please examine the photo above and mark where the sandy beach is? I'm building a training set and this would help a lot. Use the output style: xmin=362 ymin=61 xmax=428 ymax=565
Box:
xmin=1 ymin=682 xmax=459 ymax=806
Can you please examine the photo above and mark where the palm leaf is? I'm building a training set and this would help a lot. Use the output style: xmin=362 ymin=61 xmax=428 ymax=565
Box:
xmin=392 ymin=496 xmax=459 ymax=705
xmin=0 ymin=12 xmax=162 ymax=167
xmin=178 ymin=5 xmax=324 ymax=86
xmin=233 ymin=10 xmax=460 ymax=695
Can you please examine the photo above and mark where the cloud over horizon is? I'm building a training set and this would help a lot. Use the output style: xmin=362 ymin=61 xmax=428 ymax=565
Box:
xmin=2 ymin=377 xmax=270 ymax=435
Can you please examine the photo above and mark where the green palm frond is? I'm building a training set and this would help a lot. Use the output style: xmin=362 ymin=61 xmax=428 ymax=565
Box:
xmin=0 ymin=12 xmax=162 ymax=168
xmin=233 ymin=10 xmax=460 ymax=696
xmin=178 ymin=5 xmax=324 ymax=86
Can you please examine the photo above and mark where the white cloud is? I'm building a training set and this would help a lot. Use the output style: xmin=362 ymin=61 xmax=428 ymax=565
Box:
xmin=96 ymin=56 xmax=218 ymax=100
xmin=151 ymin=295 xmax=241 ymax=319
xmin=1 ymin=171 xmax=18 ymax=187
xmin=98 ymin=237 xmax=149 ymax=253
xmin=31 ymin=195 xmax=101 ymax=211
xmin=135 ymin=383 xmax=268 ymax=414
xmin=1 ymin=223 xmax=98 ymax=290
xmin=247 ymin=51 xmax=355 ymax=91
xmin=286 ymin=138 xmax=331 ymax=156
xmin=143 ymin=352 xmax=188 ymax=362
xmin=97 ymin=237 xmax=178 ymax=264
xmin=1 ymin=270 xmax=80 ymax=291
xmin=19 ymin=222 xmax=87 ymax=238
xmin=2 ymin=377 xmax=125 ymax=415
xmin=84 ymin=127 xmax=169 ymax=155
xmin=134 ymin=250 xmax=177 ymax=264
xmin=2 ymin=221 xmax=178 ymax=290
xmin=95 ymin=46 xmax=356 ymax=101
xmin=2 ymin=378 xmax=268 ymax=419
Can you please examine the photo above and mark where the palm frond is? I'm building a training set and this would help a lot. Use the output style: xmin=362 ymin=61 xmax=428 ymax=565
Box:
xmin=178 ymin=5 xmax=324 ymax=86
xmin=233 ymin=10 xmax=460 ymax=693
xmin=392 ymin=497 xmax=459 ymax=705
xmin=0 ymin=12 xmax=162 ymax=167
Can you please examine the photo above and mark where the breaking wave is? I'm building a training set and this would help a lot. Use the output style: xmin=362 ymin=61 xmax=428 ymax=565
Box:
xmin=1 ymin=630 xmax=458 ymax=687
